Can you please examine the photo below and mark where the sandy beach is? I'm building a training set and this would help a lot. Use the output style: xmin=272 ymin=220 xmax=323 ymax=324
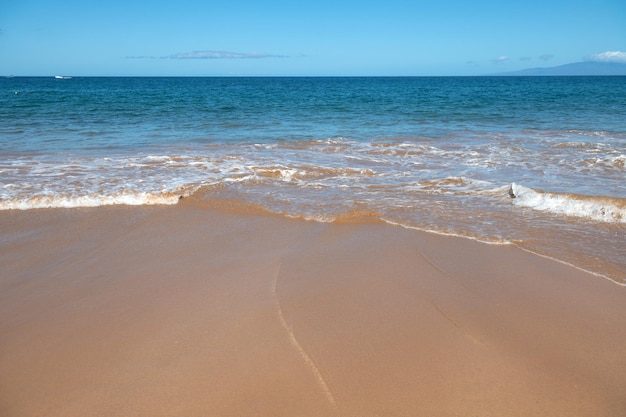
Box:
xmin=1 ymin=197 xmax=625 ymax=417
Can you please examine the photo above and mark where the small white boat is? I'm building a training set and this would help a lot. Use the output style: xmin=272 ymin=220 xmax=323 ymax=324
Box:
xmin=54 ymin=75 xmax=72 ymax=79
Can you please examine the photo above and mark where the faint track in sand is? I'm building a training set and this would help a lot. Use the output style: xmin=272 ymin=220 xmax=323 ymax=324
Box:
xmin=272 ymin=262 xmax=339 ymax=412
xmin=414 ymin=250 xmax=485 ymax=347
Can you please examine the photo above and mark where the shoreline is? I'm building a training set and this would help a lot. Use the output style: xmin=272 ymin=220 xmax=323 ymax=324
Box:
xmin=1 ymin=202 xmax=625 ymax=416
xmin=381 ymin=217 xmax=626 ymax=288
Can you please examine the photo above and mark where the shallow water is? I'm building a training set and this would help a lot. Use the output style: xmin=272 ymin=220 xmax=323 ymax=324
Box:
xmin=1 ymin=76 xmax=625 ymax=282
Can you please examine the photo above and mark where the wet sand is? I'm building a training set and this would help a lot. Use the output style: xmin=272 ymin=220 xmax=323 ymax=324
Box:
xmin=1 ymin=198 xmax=626 ymax=417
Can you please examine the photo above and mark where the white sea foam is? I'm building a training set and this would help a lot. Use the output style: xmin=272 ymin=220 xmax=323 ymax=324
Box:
xmin=0 ymin=192 xmax=182 ymax=210
xmin=382 ymin=218 xmax=513 ymax=246
xmin=509 ymin=183 xmax=626 ymax=223
xmin=250 ymin=166 xmax=300 ymax=182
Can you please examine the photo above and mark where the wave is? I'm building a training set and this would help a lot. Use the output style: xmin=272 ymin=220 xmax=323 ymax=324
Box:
xmin=508 ymin=183 xmax=626 ymax=223
xmin=581 ymin=154 xmax=626 ymax=171
xmin=249 ymin=164 xmax=376 ymax=182
xmin=417 ymin=176 xmax=492 ymax=194
xmin=0 ymin=191 xmax=184 ymax=210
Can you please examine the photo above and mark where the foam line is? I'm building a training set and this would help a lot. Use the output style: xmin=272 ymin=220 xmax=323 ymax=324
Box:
xmin=515 ymin=246 xmax=626 ymax=288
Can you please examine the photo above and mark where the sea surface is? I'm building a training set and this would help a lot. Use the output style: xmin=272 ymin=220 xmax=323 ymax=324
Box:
xmin=1 ymin=76 xmax=625 ymax=283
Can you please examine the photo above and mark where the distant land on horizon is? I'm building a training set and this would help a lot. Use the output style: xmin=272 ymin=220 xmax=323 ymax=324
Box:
xmin=492 ymin=61 xmax=626 ymax=76
xmin=4 ymin=61 xmax=626 ymax=78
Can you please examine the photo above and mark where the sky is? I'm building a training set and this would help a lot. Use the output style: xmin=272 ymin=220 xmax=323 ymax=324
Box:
xmin=1 ymin=0 xmax=625 ymax=76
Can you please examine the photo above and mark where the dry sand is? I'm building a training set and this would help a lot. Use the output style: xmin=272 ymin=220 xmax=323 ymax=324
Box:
xmin=1 ymin=198 xmax=625 ymax=416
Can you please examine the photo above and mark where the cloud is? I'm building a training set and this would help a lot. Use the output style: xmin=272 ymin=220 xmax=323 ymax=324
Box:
xmin=125 ymin=50 xmax=289 ymax=60
xmin=166 ymin=50 xmax=288 ymax=59
xmin=491 ymin=56 xmax=510 ymax=63
xmin=539 ymin=54 xmax=554 ymax=61
xmin=585 ymin=50 xmax=626 ymax=63
xmin=125 ymin=55 xmax=158 ymax=59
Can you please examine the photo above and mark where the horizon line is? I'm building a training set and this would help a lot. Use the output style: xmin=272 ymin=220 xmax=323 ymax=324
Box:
xmin=4 ymin=74 xmax=626 ymax=78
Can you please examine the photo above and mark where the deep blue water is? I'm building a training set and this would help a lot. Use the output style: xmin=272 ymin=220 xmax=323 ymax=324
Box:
xmin=3 ymin=76 xmax=626 ymax=153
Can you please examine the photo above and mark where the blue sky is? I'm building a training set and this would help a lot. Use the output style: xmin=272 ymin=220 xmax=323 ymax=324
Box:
xmin=1 ymin=0 xmax=625 ymax=76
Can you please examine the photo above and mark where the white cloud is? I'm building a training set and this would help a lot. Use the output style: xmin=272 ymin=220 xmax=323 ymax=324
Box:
xmin=125 ymin=50 xmax=289 ymax=60
xmin=491 ymin=56 xmax=510 ymax=63
xmin=585 ymin=51 xmax=626 ymax=63
xmin=166 ymin=50 xmax=288 ymax=59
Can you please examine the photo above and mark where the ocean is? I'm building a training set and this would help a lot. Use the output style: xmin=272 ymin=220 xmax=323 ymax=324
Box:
xmin=1 ymin=76 xmax=625 ymax=282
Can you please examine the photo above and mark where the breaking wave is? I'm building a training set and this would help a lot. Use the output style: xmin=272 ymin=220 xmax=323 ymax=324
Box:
xmin=508 ymin=183 xmax=626 ymax=223
xmin=0 ymin=191 xmax=184 ymax=210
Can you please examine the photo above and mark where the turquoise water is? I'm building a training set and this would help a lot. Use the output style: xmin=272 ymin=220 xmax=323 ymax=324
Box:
xmin=1 ymin=76 xmax=625 ymax=282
